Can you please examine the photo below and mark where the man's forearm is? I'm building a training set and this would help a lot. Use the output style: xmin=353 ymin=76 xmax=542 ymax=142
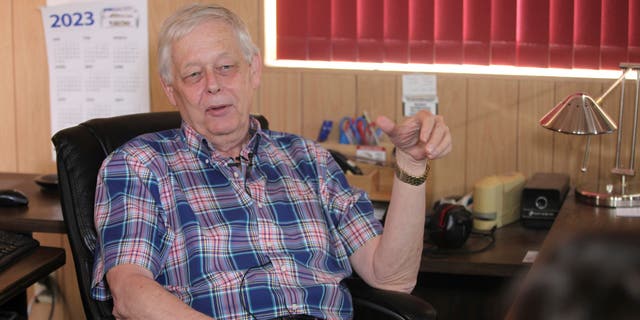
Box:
xmin=349 ymin=151 xmax=427 ymax=293
xmin=107 ymin=265 xmax=211 ymax=319
xmin=371 ymin=173 xmax=426 ymax=291
xmin=352 ymin=110 xmax=450 ymax=292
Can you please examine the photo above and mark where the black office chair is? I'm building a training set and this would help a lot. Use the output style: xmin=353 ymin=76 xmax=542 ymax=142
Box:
xmin=52 ymin=111 xmax=436 ymax=320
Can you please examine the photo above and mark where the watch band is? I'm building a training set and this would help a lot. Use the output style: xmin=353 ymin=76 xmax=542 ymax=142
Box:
xmin=395 ymin=163 xmax=430 ymax=186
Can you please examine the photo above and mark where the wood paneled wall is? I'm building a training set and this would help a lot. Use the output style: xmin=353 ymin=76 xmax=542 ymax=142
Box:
xmin=2 ymin=0 xmax=637 ymax=318
xmin=0 ymin=1 xmax=16 ymax=171
xmin=2 ymin=0 xmax=627 ymax=200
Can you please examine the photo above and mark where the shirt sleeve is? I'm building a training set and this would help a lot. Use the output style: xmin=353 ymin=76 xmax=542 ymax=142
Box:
xmin=316 ymin=146 xmax=383 ymax=257
xmin=91 ymin=149 xmax=174 ymax=300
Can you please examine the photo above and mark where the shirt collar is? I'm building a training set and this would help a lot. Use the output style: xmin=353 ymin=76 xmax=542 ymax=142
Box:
xmin=180 ymin=117 xmax=269 ymax=162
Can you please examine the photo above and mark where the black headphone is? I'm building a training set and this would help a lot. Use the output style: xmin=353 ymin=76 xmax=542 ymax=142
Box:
xmin=424 ymin=201 xmax=496 ymax=256
xmin=425 ymin=203 xmax=473 ymax=249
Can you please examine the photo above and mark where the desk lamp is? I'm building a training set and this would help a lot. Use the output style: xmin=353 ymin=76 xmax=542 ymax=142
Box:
xmin=540 ymin=63 xmax=640 ymax=207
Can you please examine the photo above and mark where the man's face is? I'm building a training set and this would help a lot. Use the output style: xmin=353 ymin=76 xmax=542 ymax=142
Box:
xmin=161 ymin=20 xmax=261 ymax=144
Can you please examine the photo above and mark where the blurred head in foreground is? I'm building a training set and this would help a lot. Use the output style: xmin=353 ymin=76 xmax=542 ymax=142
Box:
xmin=510 ymin=231 xmax=640 ymax=320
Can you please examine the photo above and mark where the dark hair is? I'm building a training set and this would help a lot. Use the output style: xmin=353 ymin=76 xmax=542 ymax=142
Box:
xmin=509 ymin=231 xmax=640 ymax=320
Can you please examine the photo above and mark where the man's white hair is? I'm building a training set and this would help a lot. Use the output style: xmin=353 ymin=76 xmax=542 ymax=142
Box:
xmin=157 ymin=4 xmax=260 ymax=84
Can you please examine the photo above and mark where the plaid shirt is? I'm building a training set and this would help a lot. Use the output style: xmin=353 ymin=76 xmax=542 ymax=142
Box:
xmin=91 ymin=119 xmax=382 ymax=319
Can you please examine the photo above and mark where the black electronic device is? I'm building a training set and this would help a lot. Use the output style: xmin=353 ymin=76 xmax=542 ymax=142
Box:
xmin=0 ymin=230 xmax=40 ymax=272
xmin=34 ymin=173 xmax=59 ymax=191
xmin=426 ymin=203 xmax=473 ymax=249
xmin=0 ymin=189 xmax=29 ymax=207
xmin=521 ymin=172 xmax=570 ymax=229
xmin=328 ymin=149 xmax=363 ymax=175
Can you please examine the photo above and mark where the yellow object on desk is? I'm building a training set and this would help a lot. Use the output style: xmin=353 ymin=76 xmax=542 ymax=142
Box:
xmin=472 ymin=172 xmax=526 ymax=230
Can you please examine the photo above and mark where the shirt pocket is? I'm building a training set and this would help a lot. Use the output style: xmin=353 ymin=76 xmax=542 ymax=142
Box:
xmin=268 ymin=177 xmax=322 ymax=219
xmin=164 ymin=270 xmax=243 ymax=302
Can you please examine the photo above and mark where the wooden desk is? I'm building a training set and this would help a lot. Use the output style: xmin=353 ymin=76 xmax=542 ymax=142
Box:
xmin=0 ymin=172 xmax=66 ymax=315
xmin=504 ymin=193 xmax=640 ymax=319
xmin=0 ymin=172 xmax=65 ymax=233
xmin=419 ymin=193 xmax=640 ymax=280
xmin=532 ymin=193 xmax=640 ymax=265
xmin=420 ymin=221 xmax=548 ymax=277
xmin=415 ymin=219 xmax=547 ymax=320
xmin=0 ymin=246 xmax=65 ymax=305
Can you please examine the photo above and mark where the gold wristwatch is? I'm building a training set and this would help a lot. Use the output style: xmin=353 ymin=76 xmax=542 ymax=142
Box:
xmin=395 ymin=163 xmax=430 ymax=186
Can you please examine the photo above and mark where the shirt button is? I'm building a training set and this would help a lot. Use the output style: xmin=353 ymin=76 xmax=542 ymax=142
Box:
xmin=233 ymin=172 xmax=239 ymax=178
xmin=291 ymin=304 xmax=300 ymax=311
xmin=205 ymin=159 xmax=210 ymax=164
xmin=257 ymin=203 xmax=263 ymax=208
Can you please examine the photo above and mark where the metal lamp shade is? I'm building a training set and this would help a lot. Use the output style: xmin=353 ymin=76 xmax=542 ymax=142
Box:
xmin=539 ymin=92 xmax=618 ymax=135
xmin=538 ymin=64 xmax=640 ymax=208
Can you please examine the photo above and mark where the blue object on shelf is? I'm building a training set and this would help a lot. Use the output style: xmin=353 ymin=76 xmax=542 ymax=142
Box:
xmin=317 ymin=120 xmax=333 ymax=142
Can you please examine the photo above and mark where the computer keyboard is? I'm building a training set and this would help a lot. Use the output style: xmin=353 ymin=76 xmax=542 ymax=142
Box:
xmin=0 ymin=230 xmax=40 ymax=273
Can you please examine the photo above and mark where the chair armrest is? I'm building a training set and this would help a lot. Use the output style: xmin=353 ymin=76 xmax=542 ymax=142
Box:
xmin=343 ymin=277 xmax=437 ymax=320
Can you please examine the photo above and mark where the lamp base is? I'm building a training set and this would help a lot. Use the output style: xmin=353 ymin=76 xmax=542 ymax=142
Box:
xmin=576 ymin=180 xmax=640 ymax=207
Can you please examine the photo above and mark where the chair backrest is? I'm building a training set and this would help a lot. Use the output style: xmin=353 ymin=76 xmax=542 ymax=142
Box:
xmin=52 ymin=111 xmax=182 ymax=319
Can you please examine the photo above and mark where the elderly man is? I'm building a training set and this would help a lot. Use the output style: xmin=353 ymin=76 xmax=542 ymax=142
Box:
xmin=91 ymin=4 xmax=451 ymax=320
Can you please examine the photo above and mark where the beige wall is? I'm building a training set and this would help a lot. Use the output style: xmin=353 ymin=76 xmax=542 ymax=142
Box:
xmin=2 ymin=0 xmax=637 ymax=318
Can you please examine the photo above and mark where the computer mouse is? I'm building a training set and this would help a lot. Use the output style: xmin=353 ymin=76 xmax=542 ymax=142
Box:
xmin=0 ymin=189 xmax=29 ymax=207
